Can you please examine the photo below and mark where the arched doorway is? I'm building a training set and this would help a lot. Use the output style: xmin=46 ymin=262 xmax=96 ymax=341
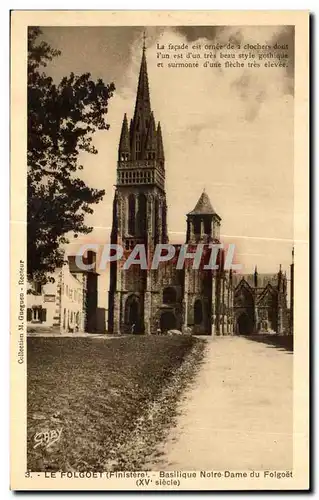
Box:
xmin=125 ymin=295 xmax=142 ymax=334
xmin=160 ymin=311 xmax=176 ymax=333
xmin=234 ymin=280 xmax=255 ymax=336
xmin=194 ymin=299 xmax=203 ymax=325
xmin=237 ymin=312 xmax=254 ymax=335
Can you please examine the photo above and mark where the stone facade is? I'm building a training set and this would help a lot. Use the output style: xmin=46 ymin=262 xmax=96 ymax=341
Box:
xmin=108 ymin=45 xmax=289 ymax=336
xmin=232 ymin=271 xmax=289 ymax=335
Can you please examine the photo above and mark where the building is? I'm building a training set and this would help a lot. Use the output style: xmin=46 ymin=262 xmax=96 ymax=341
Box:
xmin=232 ymin=269 xmax=288 ymax=335
xmin=108 ymin=43 xmax=289 ymax=336
xmin=27 ymin=251 xmax=99 ymax=333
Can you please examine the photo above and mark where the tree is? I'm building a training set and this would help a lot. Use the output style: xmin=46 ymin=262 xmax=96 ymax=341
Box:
xmin=27 ymin=27 xmax=115 ymax=284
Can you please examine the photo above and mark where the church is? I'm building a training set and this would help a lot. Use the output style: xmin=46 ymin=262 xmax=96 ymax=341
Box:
xmin=108 ymin=43 xmax=290 ymax=336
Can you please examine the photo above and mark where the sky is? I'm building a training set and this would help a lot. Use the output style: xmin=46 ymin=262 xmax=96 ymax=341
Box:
xmin=39 ymin=25 xmax=295 ymax=308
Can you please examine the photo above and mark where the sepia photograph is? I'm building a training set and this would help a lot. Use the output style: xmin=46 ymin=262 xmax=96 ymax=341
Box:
xmin=10 ymin=10 xmax=309 ymax=491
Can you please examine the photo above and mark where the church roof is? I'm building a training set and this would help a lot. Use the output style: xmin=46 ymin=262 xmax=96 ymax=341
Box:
xmin=188 ymin=190 xmax=220 ymax=218
xmin=133 ymin=44 xmax=151 ymax=125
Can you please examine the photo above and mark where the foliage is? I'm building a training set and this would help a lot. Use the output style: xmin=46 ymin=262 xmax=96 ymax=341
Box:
xmin=27 ymin=27 xmax=115 ymax=282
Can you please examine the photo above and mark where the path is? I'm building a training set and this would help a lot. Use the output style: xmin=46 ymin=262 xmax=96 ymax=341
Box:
xmin=149 ymin=336 xmax=293 ymax=470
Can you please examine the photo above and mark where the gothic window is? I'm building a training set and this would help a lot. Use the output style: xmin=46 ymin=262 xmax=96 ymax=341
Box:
xmin=136 ymin=193 xmax=147 ymax=236
xmin=194 ymin=299 xmax=203 ymax=325
xmin=154 ymin=198 xmax=159 ymax=244
xmin=112 ymin=193 xmax=118 ymax=234
xmin=162 ymin=204 xmax=167 ymax=241
xmin=128 ymin=194 xmax=136 ymax=235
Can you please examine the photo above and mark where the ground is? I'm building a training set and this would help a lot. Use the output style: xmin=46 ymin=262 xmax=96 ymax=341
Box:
xmin=27 ymin=335 xmax=205 ymax=471
xmin=147 ymin=336 xmax=293 ymax=470
xmin=27 ymin=334 xmax=293 ymax=472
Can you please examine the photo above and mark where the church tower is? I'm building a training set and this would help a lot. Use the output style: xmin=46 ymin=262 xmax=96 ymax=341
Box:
xmin=184 ymin=190 xmax=222 ymax=335
xmin=108 ymin=39 xmax=168 ymax=334
xmin=186 ymin=190 xmax=221 ymax=244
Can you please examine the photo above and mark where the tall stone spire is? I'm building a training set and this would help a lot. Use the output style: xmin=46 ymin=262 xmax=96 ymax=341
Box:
xmin=132 ymin=38 xmax=151 ymax=131
xmin=116 ymin=37 xmax=166 ymax=190
xmin=109 ymin=33 xmax=168 ymax=335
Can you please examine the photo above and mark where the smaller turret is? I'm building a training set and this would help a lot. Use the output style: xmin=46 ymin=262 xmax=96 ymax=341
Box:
xmin=186 ymin=190 xmax=221 ymax=243
xmin=118 ymin=113 xmax=130 ymax=161
xmin=254 ymin=265 xmax=258 ymax=288
xmin=157 ymin=122 xmax=165 ymax=161
xmin=144 ymin=111 xmax=157 ymax=159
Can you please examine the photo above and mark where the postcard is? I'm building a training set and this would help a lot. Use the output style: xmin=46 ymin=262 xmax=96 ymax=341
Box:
xmin=10 ymin=10 xmax=309 ymax=490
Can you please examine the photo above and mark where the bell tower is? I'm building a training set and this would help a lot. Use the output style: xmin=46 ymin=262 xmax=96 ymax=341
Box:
xmin=183 ymin=190 xmax=224 ymax=335
xmin=186 ymin=190 xmax=221 ymax=244
xmin=108 ymin=37 xmax=168 ymax=334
